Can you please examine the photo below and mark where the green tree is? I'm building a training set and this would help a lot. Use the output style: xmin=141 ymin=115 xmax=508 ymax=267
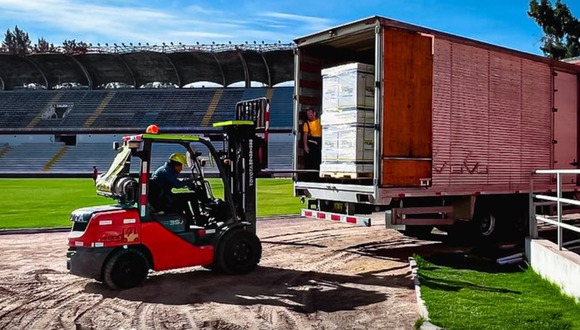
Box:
xmin=2 ymin=25 xmax=31 ymax=55
xmin=528 ymin=0 xmax=580 ymax=59
xmin=62 ymin=39 xmax=89 ymax=54
xmin=33 ymin=37 xmax=55 ymax=53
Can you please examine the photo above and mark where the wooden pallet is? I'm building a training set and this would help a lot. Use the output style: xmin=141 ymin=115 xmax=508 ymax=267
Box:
xmin=320 ymin=171 xmax=372 ymax=179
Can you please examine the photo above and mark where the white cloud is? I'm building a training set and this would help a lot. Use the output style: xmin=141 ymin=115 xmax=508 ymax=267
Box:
xmin=0 ymin=0 xmax=322 ymax=44
xmin=257 ymin=12 xmax=332 ymax=31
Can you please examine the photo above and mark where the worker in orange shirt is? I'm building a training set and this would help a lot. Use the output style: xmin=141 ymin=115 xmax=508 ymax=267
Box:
xmin=302 ymin=107 xmax=322 ymax=173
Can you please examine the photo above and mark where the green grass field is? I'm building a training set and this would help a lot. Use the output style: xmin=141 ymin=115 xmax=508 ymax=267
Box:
xmin=0 ymin=178 xmax=303 ymax=229
xmin=415 ymin=255 xmax=580 ymax=330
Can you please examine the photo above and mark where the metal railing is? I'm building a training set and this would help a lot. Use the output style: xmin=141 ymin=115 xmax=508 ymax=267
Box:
xmin=530 ymin=169 xmax=580 ymax=250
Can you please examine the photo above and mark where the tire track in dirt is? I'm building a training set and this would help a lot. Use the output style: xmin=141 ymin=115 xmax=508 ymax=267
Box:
xmin=134 ymin=302 xmax=201 ymax=329
xmin=74 ymin=297 xmax=142 ymax=329
xmin=259 ymin=225 xmax=371 ymax=269
xmin=257 ymin=305 xmax=303 ymax=329
xmin=0 ymin=218 xmax=422 ymax=329
xmin=55 ymin=295 xmax=105 ymax=330
xmin=179 ymin=305 xmax=200 ymax=330
xmin=23 ymin=293 xmax=87 ymax=330
xmin=135 ymin=302 xmax=155 ymax=330
xmin=0 ymin=274 xmax=91 ymax=329
xmin=259 ymin=222 xmax=402 ymax=326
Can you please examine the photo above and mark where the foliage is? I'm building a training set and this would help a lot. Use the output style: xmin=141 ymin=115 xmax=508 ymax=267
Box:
xmin=2 ymin=26 xmax=31 ymax=55
xmin=415 ymin=254 xmax=580 ymax=329
xmin=1 ymin=26 xmax=89 ymax=55
xmin=0 ymin=178 xmax=302 ymax=229
xmin=528 ymin=0 xmax=580 ymax=59
xmin=34 ymin=37 xmax=56 ymax=53
xmin=62 ymin=39 xmax=89 ymax=54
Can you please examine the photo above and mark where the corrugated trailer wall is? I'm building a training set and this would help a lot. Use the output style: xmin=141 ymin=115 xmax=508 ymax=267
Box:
xmin=430 ymin=38 xmax=553 ymax=190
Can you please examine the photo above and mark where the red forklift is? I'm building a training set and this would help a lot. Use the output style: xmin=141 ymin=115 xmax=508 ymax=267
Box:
xmin=67 ymin=98 xmax=269 ymax=289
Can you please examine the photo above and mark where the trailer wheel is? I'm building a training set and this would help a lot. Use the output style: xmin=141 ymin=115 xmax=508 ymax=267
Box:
xmin=477 ymin=211 xmax=497 ymax=237
xmin=216 ymin=230 xmax=262 ymax=275
xmin=103 ymin=249 xmax=148 ymax=290
xmin=472 ymin=202 xmax=503 ymax=242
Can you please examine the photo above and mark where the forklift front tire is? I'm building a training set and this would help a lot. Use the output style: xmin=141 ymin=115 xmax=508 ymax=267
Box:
xmin=216 ymin=229 xmax=262 ymax=275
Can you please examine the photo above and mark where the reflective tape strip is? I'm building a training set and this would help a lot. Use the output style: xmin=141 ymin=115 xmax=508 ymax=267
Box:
xmin=140 ymin=161 xmax=149 ymax=198
xmin=140 ymin=205 xmax=146 ymax=217
xmin=94 ymin=242 xmax=104 ymax=247
xmin=75 ymin=241 xmax=84 ymax=246
xmin=301 ymin=209 xmax=371 ymax=227
xmin=205 ymin=229 xmax=216 ymax=234
xmin=99 ymin=220 xmax=112 ymax=225
xmin=124 ymin=218 xmax=136 ymax=224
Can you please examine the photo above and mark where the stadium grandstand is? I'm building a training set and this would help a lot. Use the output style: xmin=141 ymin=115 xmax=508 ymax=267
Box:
xmin=0 ymin=43 xmax=295 ymax=176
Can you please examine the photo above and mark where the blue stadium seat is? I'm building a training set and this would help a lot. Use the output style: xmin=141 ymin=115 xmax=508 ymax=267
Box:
xmin=0 ymin=87 xmax=294 ymax=175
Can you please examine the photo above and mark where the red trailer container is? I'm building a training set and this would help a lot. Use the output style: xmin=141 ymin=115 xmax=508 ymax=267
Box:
xmin=293 ymin=16 xmax=580 ymax=240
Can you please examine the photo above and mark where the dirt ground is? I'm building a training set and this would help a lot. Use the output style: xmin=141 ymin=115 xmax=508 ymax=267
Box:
xmin=0 ymin=215 xmax=446 ymax=330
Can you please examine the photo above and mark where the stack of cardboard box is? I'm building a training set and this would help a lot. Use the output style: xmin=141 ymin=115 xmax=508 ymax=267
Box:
xmin=319 ymin=63 xmax=375 ymax=178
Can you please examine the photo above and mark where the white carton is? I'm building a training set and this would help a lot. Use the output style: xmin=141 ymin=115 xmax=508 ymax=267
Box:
xmin=321 ymin=124 xmax=374 ymax=164
xmin=322 ymin=63 xmax=375 ymax=111
xmin=320 ymin=108 xmax=374 ymax=126
xmin=320 ymin=162 xmax=373 ymax=176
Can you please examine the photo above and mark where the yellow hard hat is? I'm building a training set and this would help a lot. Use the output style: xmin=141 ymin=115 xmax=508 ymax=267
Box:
xmin=169 ymin=153 xmax=186 ymax=165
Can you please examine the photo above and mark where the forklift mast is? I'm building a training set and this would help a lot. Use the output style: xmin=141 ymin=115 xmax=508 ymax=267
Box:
xmin=219 ymin=121 xmax=258 ymax=233
xmin=218 ymin=97 xmax=270 ymax=234
xmin=235 ymin=97 xmax=269 ymax=170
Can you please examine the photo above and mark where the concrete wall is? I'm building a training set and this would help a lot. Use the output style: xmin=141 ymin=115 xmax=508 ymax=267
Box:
xmin=525 ymin=238 xmax=580 ymax=302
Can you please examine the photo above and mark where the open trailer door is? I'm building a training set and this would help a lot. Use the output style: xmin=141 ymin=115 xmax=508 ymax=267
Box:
xmin=381 ymin=28 xmax=434 ymax=187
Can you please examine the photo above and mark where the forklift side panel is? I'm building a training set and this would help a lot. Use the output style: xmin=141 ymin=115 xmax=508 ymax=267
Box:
xmin=141 ymin=222 xmax=214 ymax=271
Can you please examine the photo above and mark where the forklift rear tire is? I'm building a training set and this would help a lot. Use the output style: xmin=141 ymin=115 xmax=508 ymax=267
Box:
xmin=216 ymin=230 xmax=262 ymax=275
xmin=103 ymin=249 xmax=149 ymax=290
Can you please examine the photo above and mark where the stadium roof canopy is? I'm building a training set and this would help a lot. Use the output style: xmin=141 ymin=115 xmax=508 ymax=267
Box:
xmin=0 ymin=43 xmax=295 ymax=90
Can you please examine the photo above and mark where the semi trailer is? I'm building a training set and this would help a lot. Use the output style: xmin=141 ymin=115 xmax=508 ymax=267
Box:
xmin=292 ymin=16 xmax=580 ymax=240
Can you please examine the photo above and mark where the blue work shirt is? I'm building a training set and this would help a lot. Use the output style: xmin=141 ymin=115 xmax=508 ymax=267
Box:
xmin=151 ymin=162 xmax=188 ymax=197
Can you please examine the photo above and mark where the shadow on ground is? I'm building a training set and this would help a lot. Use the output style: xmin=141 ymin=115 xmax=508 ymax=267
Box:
xmin=85 ymin=265 xmax=412 ymax=313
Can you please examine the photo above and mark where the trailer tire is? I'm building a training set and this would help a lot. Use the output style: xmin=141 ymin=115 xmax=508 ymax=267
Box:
xmin=472 ymin=201 xmax=503 ymax=242
xmin=103 ymin=249 xmax=149 ymax=290
xmin=477 ymin=210 xmax=497 ymax=237
xmin=216 ymin=230 xmax=262 ymax=275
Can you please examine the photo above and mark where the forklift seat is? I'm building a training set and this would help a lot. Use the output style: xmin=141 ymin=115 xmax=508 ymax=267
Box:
xmin=148 ymin=180 xmax=166 ymax=213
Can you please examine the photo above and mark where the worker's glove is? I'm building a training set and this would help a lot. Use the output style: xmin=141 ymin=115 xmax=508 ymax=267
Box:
xmin=187 ymin=182 xmax=197 ymax=191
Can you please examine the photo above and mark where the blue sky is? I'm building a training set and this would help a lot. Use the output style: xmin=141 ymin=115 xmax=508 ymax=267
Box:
xmin=0 ymin=0 xmax=578 ymax=55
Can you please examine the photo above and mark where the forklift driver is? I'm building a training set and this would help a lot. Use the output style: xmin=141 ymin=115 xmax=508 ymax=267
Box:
xmin=149 ymin=153 xmax=198 ymax=221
